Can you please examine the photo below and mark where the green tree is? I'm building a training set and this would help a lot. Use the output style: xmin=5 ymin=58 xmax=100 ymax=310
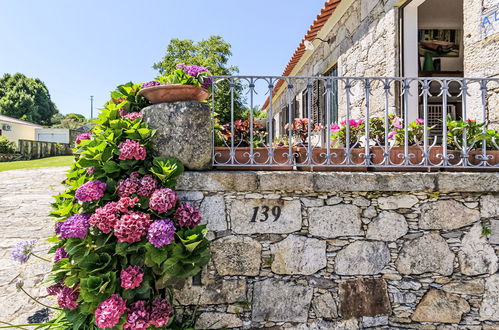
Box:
xmin=152 ymin=36 xmax=244 ymax=123
xmin=53 ymin=113 xmax=90 ymax=129
xmin=0 ymin=73 xmax=58 ymax=125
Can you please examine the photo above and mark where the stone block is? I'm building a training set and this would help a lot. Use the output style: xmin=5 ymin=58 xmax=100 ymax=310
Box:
xmin=288 ymin=319 xmax=359 ymax=330
xmin=142 ymin=102 xmax=212 ymax=170
xmin=339 ymin=278 xmax=391 ymax=318
xmin=175 ymin=279 xmax=246 ymax=305
xmin=362 ymin=316 xmax=389 ymax=328
xmin=211 ymin=236 xmax=262 ymax=276
xmin=231 ymin=199 xmax=302 ymax=234
xmin=377 ymin=195 xmax=419 ymax=210
xmin=458 ymin=225 xmax=498 ymax=275
xmin=490 ymin=219 xmax=499 ymax=244
xmin=396 ymin=233 xmax=454 ymax=276
xmin=200 ymin=195 xmax=227 ymax=231
xmin=420 ymin=200 xmax=480 ymax=230
xmin=442 ymin=279 xmax=485 ymax=296
xmin=480 ymin=274 xmax=499 ymax=321
xmin=252 ymin=279 xmax=313 ymax=322
xmin=366 ymin=211 xmax=408 ymax=241
xmin=271 ymin=235 xmax=326 ymax=275
xmin=259 ymin=172 xmax=314 ymax=192
xmin=312 ymin=292 xmax=338 ymax=319
xmin=177 ymin=171 xmax=258 ymax=192
xmin=438 ymin=173 xmax=499 ymax=193
xmin=308 ymin=204 xmax=363 ymax=238
xmin=195 ymin=312 xmax=242 ymax=329
xmin=411 ymin=289 xmax=470 ymax=323
xmin=335 ymin=241 xmax=390 ymax=275
xmin=481 ymin=195 xmax=499 ymax=218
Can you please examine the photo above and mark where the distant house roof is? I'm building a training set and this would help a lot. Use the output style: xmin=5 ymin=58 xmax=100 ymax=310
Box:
xmin=263 ymin=0 xmax=342 ymax=109
xmin=0 ymin=114 xmax=43 ymax=127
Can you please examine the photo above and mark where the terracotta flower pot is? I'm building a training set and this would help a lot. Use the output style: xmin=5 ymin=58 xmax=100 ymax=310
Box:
xmin=296 ymin=147 xmax=367 ymax=171
xmin=468 ymin=150 xmax=499 ymax=169
xmin=138 ymin=85 xmax=211 ymax=104
xmin=213 ymin=147 xmax=294 ymax=170
xmin=370 ymin=146 xmax=444 ymax=171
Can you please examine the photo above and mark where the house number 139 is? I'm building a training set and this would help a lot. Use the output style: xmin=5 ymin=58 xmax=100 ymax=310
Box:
xmin=250 ymin=206 xmax=281 ymax=222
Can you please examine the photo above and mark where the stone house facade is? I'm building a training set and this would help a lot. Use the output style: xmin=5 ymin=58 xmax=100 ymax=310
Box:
xmin=265 ymin=0 xmax=498 ymax=139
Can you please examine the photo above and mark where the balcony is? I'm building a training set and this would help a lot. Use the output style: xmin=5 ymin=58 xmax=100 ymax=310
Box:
xmin=210 ymin=75 xmax=499 ymax=171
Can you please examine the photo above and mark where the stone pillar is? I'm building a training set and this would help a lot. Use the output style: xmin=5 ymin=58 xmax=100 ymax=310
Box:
xmin=141 ymin=101 xmax=212 ymax=170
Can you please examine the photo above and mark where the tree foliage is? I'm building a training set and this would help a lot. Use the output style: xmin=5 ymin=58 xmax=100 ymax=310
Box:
xmin=152 ymin=36 xmax=244 ymax=123
xmin=52 ymin=113 xmax=90 ymax=129
xmin=0 ymin=73 xmax=59 ymax=125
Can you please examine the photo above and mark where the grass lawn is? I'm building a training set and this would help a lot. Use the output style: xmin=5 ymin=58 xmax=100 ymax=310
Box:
xmin=0 ymin=156 xmax=74 ymax=172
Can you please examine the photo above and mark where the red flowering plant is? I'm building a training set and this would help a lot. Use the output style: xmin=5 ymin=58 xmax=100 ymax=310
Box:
xmin=8 ymin=82 xmax=210 ymax=329
xmin=219 ymin=118 xmax=267 ymax=147
xmin=284 ymin=118 xmax=323 ymax=145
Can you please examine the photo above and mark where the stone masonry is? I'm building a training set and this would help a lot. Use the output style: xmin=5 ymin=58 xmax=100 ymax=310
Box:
xmin=175 ymin=171 xmax=499 ymax=329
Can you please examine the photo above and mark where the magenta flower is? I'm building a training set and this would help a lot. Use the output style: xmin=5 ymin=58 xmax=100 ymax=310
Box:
xmin=114 ymin=211 xmax=152 ymax=243
xmin=141 ymin=80 xmax=161 ymax=88
xmin=59 ymin=214 xmax=91 ymax=239
xmin=117 ymin=172 xmax=141 ymax=197
xmin=174 ymin=202 xmax=202 ymax=228
xmin=149 ymin=298 xmax=173 ymax=328
xmin=124 ymin=301 xmax=150 ymax=329
xmin=176 ymin=63 xmax=212 ymax=89
xmin=119 ymin=108 xmax=128 ymax=117
xmin=55 ymin=221 xmax=63 ymax=234
xmin=75 ymin=180 xmax=106 ymax=202
xmin=57 ymin=286 xmax=79 ymax=310
xmin=149 ymin=188 xmax=178 ymax=213
xmin=118 ymin=139 xmax=147 ymax=161
xmin=416 ymin=118 xmax=425 ymax=124
xmin=120 ymin=265 xmax=144 ymax=290
xmin=94 ymin=294 xmax=127 ymax=329
xmin=124 ymin=112 xmax=142 ymax=121
xmin=116 ymin=196 xmax=139 ymax=213
xmin=47 ymin=282 xmax=64 ymax=296
xmin=54 ymin=247 xmax=69 ymax=263
xmin=393 ymin=117 xmax=403 ymax=129
xmin=147 ymin=219 xmax=176 ymax=248
xmin=75 ymin=133 xmax=91 ymax=145
xmin=89 ymin=202 xmax=120 ymax=234
xmin=388 ymin=131 xmax=397 ymax=139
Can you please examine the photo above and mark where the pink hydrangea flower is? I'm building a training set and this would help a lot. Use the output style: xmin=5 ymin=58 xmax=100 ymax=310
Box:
xmin=117 ymin=172 xmax=141 ymax=197
xmin=149 ymin=188 xmax=178 ymax=213
xmin=116 ymin=196 xmax=139 ymax=213
xmin=149 ymin=298 xmax=173 ymax=328
xmin=75 ymin=180 xmax=106 ymax=202
xmin=94 ymin=294 xmax=127 ymax=329
xmin=124 ymin=112 xmax=142 ymax=121
xmin=118 ymin=139 xmax=146 ymax=161
xmin=138 ymin=175 xmax=158 ymax=197
xmin=57 ymin=286 xmax=79 ymax=310
xmin=75 ymin=133 xmax=91 ymax=145
xmin=114 ymin=211 xmax=152 ymax=243
xmin=89 ymin=202 xmax=120 ymax=234
xmin=120 ymin=265 xmax=144 ymax=290
xmin=119 ymin=108 xmax=128 ymax=117
xmin=124 ymin=300 xmax=150 ymax=329
xmin=174 ymin=202 xmax=202 ymax=228
xmin=47 ymin=282 xmax=64 ymax=296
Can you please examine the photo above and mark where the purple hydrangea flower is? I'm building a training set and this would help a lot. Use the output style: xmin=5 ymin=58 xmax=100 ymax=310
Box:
xmin=59 ymin=214 xmax=91 ymax=239
xmin=54 ymin=247 xmax=69 ymax=263
xmin=141 ymin=81 xmax=161 ymax=88
xmin=147 ymin=219 xmax=176 ymax=248
xmin=75 ymin=180 xmax=106 ymax=202
xmin=57 ymin=286 xmax=79 ymax=310
xmin=176 ymin=63 xmax=212 ymax=88
xmin=174 ymin=202 xmax=202 ymax=228
xmin=75 ymin=132 xmax=92 ymax=144
xmin=47 ymin=282 xmax=64 ymax=296
xmin=149 ymin=298 xmax=173 ymax=328
xmin=16 ymin=280 xmax=24 ymax=292
xmin=55 ymin=221 xmax=63 ymax=234
xmin=11 ymin=240 xmax=36 ymax=264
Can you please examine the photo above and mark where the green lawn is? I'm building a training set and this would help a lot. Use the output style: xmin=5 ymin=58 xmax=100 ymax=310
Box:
xmin=0 ymin=156 xmax=74 ymax=172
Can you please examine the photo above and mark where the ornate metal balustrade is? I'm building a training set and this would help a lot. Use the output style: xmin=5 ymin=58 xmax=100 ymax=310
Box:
xmin=210 ymin=75 xmax=499 ymax=170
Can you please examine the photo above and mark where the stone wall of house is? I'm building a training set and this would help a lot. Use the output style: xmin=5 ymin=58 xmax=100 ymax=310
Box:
xmin=174 ymin=171 xmax=499 ymax=329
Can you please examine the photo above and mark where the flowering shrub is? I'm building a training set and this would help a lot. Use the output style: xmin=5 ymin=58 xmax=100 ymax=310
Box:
xmin=142 ymin=63 xmax=212 ymax=92
xmin=285 ymin=118 xmax=323 ymax=144
xmin=219 ymin=118 xmax=267 ymax=147
xmin=330 ymin=119 xmax=366 ymax=147
xmin=9 ymin=82 xmax=210 ymax=328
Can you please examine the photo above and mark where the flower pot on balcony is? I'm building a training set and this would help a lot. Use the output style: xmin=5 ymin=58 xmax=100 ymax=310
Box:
xmin=213 ymin=147 xmax=294 ymax=170
xmin=295 ymin=147 xmax=368 ymax=171
xmin=468 ymin=150 xmax=499 ymax=169
xmin=138 ymin=85 xmax=211 ymax=104
xmin=370 ymin=146 xmax=444 ymax=171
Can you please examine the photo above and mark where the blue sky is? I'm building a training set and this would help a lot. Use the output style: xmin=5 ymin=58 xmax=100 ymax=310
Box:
xmin=0 ymin=0 xmax=325 ymax=118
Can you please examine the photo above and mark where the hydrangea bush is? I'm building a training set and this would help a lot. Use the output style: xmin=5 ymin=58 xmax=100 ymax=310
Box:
xmin=10 ymin=81 xmax=210 ymax=329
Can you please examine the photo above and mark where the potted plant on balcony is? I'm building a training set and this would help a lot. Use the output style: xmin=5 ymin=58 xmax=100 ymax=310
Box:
xmin=214 ymin=118 xmax=294 ymax=170
xmin=139 ymin=64 xmax=212 ymax=104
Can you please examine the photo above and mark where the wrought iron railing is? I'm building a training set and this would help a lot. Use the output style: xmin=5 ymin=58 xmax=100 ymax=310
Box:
xmin=210 ymin=75 xmax=499 ymax=170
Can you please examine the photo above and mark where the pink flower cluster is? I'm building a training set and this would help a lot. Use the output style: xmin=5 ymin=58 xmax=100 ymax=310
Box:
xmin=149 ymin=298 xmax=173 ymax=327
xmin=124 ymin=301 xmax=149 ymax=329
xmin=57 ymin=286 xmax=79 ymax=310
xmin=89 ymin=201 xmax=121 ymax=234
xmin=75 ymin=180 xmax=106 ymax=202
xmin=149 ymin=188 xmax=178 ymax=213
xmin=114 ymin=211 xmax=152 ymax=243
xmin=75 ymin=132 xmax=92 ymax=145
xmin=118 ymin=139 xmax=146 ymax=161
xmin=174 ymin=202 xmax=202 ymax=228
xmin=94 ymin=294 xmax=127 ymax=329
xmin=120 ymin=265 xmax=144 ymax=290
xmin=117 ymin=172 xmax=158 ymax=198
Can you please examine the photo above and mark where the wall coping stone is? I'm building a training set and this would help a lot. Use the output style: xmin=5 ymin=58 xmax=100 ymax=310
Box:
xmin=176 ymin=171 xmax=499 ymax=193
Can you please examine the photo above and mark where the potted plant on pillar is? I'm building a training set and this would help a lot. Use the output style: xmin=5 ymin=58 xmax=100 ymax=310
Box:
xmin=139 ymin=64 xmax=212 ymax=104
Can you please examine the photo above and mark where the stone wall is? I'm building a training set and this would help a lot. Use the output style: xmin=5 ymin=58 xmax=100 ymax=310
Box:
xmin=18 ymin=139 xmax=72 ymax=159
xmin=174 ymin=171 xmax=499 ymax=329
